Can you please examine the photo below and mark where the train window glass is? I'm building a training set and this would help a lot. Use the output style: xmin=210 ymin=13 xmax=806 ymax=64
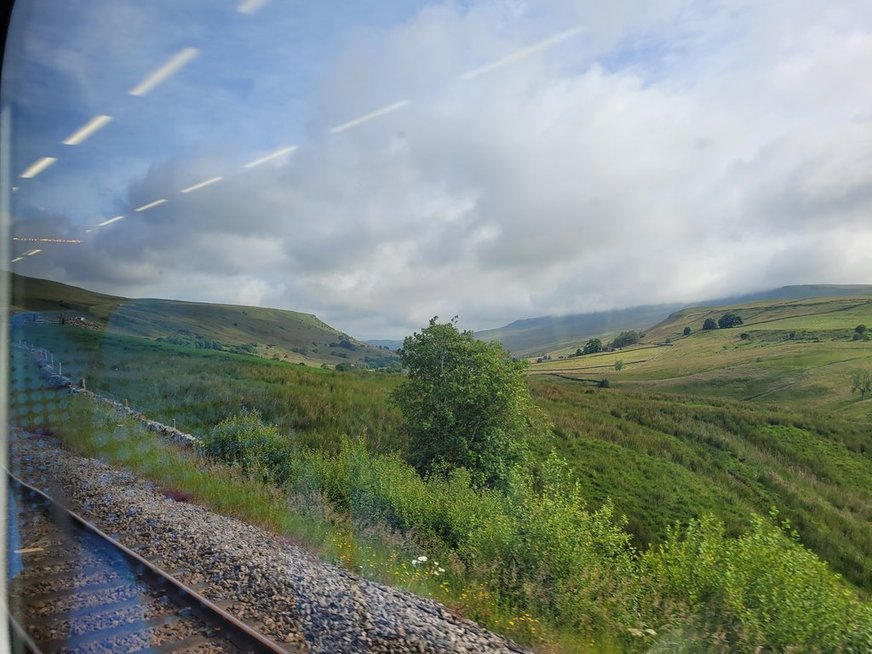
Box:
xmin=3 ymin=1 xmax=872 ymax=652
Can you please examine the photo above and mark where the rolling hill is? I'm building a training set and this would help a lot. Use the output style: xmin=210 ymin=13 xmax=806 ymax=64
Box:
xmin=477 ymin=285 xmax=872 ymax=356
xmin=475 ymin=304 xmax=683 ymax=357
xmin=530 ymin=293 xmax=872 ymax=419
xmin=10 ymin=273 xmax=397 ymax=368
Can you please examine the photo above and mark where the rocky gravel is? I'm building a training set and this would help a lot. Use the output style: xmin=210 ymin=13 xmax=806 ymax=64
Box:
xmin=10 ymin=433 xmax=530 ymax=654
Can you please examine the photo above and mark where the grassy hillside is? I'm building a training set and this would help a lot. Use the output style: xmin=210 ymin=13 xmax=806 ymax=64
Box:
xmin=529 ymin=379 xmax=872 ymax=590
xmin=11 ymin=323 xmax=404 ymax=451
xmin=10 ymin=273 xmax=397 ymax=369
xmin=12 ymin=309 xmax=872 ymax=592
xmin=11 ymin=303 xmax=872 ymax=650
xmin=531 ymin=294 xmax=872 ymax=418
xmin=477 ymin=285 xmax=872 ymax=357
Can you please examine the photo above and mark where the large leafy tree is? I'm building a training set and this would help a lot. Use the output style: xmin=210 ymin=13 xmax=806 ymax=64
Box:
xmin=392 ymin=317 xmax=538 ymax=488
xmin=718 ymin=311 xmax=744 ymax=328
xmin=582 ymin=338 xmax=603 ymax=354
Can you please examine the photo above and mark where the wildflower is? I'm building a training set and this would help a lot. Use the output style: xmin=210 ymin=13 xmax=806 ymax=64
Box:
xmin=438 ymin=567 xmax=445 ymax=573
xmin=417 ymin=555 xmax=428 ymax=562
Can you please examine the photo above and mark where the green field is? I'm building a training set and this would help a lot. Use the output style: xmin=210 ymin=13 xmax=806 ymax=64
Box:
xmin=531 ymin=295 xmax=872 ymax=418
xmin=476 ymin=285 xmax=872 ymax=357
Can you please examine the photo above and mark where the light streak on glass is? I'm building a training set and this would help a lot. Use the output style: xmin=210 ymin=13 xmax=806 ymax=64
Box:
xmin=237 ymin=0 xmax=270 ymax=14
xmin=97 ymin=216 xmax=126 ymax=227
xmin=63 ymin=115 xmax=113 ymax=145
xmin=11 ymin=257 xmax=24 ymax=263
xmin=24 ymin=249 xmax=42 ymax=256
xmin=180 ymin=176 xmax=223 ymax=193
xmin=12 ymin=237 xmax=82 ymax=244
xmin=243 ymin=145 xmax=297 ymax=169
xmin=20 ymin=157 xmax=57 ymax=179
xmin=329 ymin=100 xmax=410 ymax=134
xmin=129 ymin=47 xmax=199 ymax=96
xmin=134 ymin=199 xmax=167 ymax=212
xmin=460 ymin=27 xmax=584 ymax=80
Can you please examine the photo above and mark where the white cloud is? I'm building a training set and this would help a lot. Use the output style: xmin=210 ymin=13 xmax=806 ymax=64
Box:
xmin=10 ymin=0 xmax=872 ymax=338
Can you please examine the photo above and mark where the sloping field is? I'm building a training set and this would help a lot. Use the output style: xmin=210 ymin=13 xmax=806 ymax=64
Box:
xmin=476 ymin=285 xmax=872 ymax=357
xmin=530 ymin=294 xmax=872 ymax=417
xmin=528 ymin=378 xmax=872 ymax=590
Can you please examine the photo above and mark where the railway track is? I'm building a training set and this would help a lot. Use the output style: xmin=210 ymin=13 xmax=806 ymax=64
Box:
xmin=6 ymin=472 xmax=292 ymax=654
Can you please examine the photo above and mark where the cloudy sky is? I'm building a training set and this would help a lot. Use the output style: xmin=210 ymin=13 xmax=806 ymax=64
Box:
xmin=5 ymin=0 xmax=872 ymax=338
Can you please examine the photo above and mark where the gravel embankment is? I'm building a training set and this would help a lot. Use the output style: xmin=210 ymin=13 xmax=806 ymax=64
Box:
xmin=10 ymin=433 xmax=530 ymax=654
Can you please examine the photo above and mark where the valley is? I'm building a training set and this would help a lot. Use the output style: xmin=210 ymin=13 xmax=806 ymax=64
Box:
xmin=8 ymin=274 xmax=872 ymax=652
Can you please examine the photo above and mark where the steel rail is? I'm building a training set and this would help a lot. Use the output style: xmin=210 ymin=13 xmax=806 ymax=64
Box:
xmin=6 ymin=469 xmax=292 ymax=653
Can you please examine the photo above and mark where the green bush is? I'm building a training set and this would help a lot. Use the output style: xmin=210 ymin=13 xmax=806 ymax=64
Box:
xmin=489 ymin=457 xmax=641 ymax=634
xmin=203 ymin=410 xmax=297 ymax=484
xmin=643 ymin=511 xmax=872 ymax=651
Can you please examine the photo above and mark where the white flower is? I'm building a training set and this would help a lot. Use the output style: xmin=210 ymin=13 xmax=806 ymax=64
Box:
xmin=411 ymin=559 xmax=419 ymax=565
xmin=417 ymin=555 xmax=428 ymax=562
xmin=438 ymin=567 xmax=445 ymax=573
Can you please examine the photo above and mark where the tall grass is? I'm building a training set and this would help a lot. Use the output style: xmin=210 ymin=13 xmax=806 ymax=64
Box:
xmin=163 ymin=407 xmax=872 ymax=651
xmin=532 ymin=379 xmax=872 ymax=590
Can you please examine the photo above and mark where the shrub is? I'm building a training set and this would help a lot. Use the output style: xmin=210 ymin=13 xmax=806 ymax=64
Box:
xmin=702 ymin=318 xmax=718 ymax=330
xmin=643 ymin=511 xmax=872 ymax=651
xmin=497 ymin=458 xmax=640 ymax=632
xmin=203 ymin=410 xmax=297 ymax=484
xmin=683 ymin=326 xmax=692 ymax=336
